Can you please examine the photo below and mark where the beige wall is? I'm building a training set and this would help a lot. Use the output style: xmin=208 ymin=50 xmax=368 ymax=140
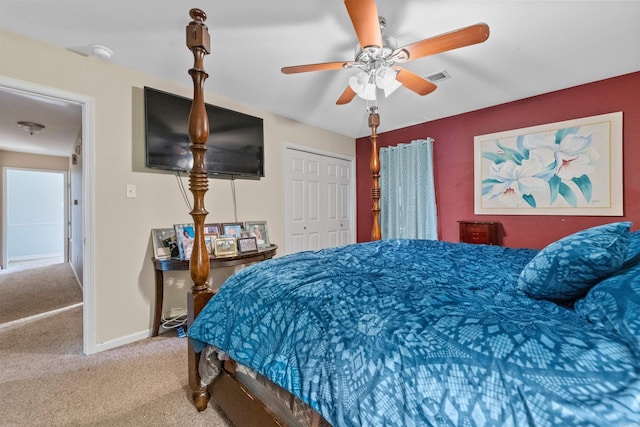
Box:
xmin=0 ymin=30 xmax=355 ymax=350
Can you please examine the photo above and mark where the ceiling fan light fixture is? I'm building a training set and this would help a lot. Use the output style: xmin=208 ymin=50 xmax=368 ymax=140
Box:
xmin=348 ymin=75 xmax=361 ymax=91
xmin=375 ymin=67 xmax=402 ymax=97
xmin=383 ymin=78 xmax=402 ymax=97
xmin=375 ymin=66 xmax=393 ymax=88
xmin=362 ymin=82 xmax=377 ymax=101
xmin=17 ymin=121 xmax=45 ymax=135
xmin=349 ymin=71 xmax=377 ymax=101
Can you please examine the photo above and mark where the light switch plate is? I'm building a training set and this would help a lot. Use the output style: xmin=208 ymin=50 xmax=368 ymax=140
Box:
xmin=126 ymin=184 xmax=136 ymax=198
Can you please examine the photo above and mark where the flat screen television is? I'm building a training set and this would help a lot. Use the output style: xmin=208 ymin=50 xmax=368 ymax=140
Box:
xmin=144 ymin=86 xmax=264 ymax=179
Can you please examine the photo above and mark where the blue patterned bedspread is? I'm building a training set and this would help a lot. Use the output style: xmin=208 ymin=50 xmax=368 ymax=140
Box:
xmin=188 ymin=239 xmax=640 ymax=426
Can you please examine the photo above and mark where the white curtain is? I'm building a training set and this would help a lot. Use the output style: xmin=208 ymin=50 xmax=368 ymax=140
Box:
xmin=380 ymin=138 xmax=438 ymax=239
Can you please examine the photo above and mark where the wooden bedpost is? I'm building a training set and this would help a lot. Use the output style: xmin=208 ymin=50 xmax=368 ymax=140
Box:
xmin=185 ymin=8 xmax=214 ymax=411
xmin=369 ymin=106 xmax=381 ymax=241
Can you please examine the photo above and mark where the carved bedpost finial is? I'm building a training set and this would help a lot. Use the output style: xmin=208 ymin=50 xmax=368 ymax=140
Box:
xmin=368 ymin=106 xmax=381 ymax=241
xmin=189 ymin=8 xmax=207 ymax=24
xmin=187 ymin=9 xmax=210 ymax=55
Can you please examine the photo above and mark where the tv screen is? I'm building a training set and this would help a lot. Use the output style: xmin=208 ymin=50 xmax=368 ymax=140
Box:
xmin=144 ymin=86 xmax=264 ymax=179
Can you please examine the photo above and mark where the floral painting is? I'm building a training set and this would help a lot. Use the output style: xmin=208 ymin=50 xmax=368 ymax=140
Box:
xmin=474 ymin=112 xmax=623 ymax=215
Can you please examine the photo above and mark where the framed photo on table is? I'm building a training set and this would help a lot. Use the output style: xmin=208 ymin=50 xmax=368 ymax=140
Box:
xmin=151 ymin=228 xmax=178 ymax=259
xmin=204 ymin=223 xmax=221 ymax=235
xmin=174 ymin=223 xmax=195 ymax=259
xmin=222 ymin=222 xmax=244 ymax=238
xmin=204 ymin=235 xmax=216 ymax=255
xmin=214 ymin=237 xmax=238 ymax=257
xmin=237 ymin=237 xmax=258 ymax=253
xmin=203 ymin=223 xmax=220 ymax=255
xmin=245 ymin=220 xmax=270 ymax=249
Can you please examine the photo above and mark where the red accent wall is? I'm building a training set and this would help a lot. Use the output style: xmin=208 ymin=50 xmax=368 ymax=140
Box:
xmin=356 ymin=71 xmax=640 ymax=248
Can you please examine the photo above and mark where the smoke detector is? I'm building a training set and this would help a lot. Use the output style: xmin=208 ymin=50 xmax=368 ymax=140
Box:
xmin=90 ymin=44 xmax=113 ymax=60
xmin=68 ymin=43 xmax=114 ymax=60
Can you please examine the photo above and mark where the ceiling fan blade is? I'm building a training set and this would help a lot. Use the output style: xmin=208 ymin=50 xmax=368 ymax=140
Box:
xmin=344 ymin=0 xmax=382 ymax=49
xmin=396 ymin=23 xmax=490 ymax=62
xmin=393 ymin=67 xmax=437 ymax=96
xmin=336 ymin=86 xmax=357 ymax=105
xmin=281 ymin=61 xmax=349 ymax=74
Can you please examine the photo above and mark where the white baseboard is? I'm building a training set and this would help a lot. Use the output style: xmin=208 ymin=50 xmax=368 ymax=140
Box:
xmin=93 ymin=328 xmax=155 ymax=353
xmin=0 ymin=303 xmax=83 ymax=331
xmin=8 ymin=253 xmax=64 ymax=262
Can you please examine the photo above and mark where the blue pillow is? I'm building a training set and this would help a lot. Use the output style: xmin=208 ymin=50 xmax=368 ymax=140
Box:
xmin=516 ymin=222 xmax=632 ymax=302
xmin=625 ymin=230 xmax=640 ymax=263
xmin=574 ymin=257 xmax=640 ymax=353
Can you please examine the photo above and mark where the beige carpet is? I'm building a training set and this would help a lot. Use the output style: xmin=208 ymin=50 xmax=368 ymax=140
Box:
xmin=0 ymin=305 xmax=233 ymax=426
xmin=0 ymin=262 xmax=82 ymax=324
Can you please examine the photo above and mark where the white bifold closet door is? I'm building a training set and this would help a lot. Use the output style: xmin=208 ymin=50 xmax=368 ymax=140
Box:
xmin=284 ymin=147 xmax=354 ymax=254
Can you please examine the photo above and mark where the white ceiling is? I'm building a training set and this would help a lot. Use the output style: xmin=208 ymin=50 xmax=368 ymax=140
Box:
xmin=0 ymin=88 xmax=82 ymax=157
xmin=1 ymin=0 xmax=639 ymax=157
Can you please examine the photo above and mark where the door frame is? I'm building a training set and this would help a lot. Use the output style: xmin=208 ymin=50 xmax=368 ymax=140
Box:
xmin=0 ymin=76 xmax=96 ymax=355
xmin=283 ymin=143 xmax=356 ymax=254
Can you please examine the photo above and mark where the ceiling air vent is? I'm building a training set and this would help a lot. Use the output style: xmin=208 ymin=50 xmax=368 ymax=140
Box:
xmin=425 ymin=70 xmax=451 ymax=83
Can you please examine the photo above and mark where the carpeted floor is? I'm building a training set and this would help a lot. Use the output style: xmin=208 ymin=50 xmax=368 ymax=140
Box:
xmin=0 ymin=262 xmax=82 ymax=324
xmin=0 ymin=305 xmax=233 ymax=426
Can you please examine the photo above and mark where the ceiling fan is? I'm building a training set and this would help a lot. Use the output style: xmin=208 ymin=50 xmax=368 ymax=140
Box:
xmin=281 ymin=0 xmax=489 ymax=105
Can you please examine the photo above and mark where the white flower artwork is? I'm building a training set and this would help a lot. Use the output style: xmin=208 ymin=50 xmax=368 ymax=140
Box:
xmin=474 ymin=112 xmax=623 ymax=215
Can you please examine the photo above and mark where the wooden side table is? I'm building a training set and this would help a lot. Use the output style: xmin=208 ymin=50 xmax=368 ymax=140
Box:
xmin=151 ymin=244 xmax=277 ymax=336
xmin=458 ymin=221 xmax=500 ymax=245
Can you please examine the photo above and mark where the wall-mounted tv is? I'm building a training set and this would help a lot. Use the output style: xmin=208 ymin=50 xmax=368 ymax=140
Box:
xmin=144 ymin=86 xmax=264 ymax=179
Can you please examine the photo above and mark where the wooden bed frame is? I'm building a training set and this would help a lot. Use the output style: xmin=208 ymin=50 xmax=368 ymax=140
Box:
xmin=184 ymin=8 xmax=382 ymax=425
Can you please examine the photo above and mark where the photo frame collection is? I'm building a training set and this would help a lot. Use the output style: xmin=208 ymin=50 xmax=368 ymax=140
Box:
xmin=151 ymin=220 xmax=270 ymax=259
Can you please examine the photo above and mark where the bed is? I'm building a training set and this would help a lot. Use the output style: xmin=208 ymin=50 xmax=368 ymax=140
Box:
xmin=182 ymin=8 xmax=640 ymax=427
xmin=188 ymin=225 xmax=640 ymax=426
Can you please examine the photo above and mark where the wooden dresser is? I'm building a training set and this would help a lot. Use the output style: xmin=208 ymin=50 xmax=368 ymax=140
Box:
xmin=458 ymin=221 xmax=500 ymax=245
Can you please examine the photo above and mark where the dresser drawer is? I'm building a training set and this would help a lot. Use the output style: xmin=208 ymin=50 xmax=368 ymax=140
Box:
xmin=458 ymin=221 xmax=499 ymax=245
